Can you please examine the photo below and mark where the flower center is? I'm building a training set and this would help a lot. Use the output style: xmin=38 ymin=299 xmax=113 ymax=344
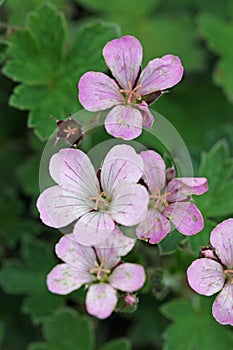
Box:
xmin=120 ymin=81 xmax=142 ymax=104
xmin=224 ymin=269 xmax=233 ymax=283
xmin=149 ymin=188 xmax=171 ymax=211
xmin=89 ymin=187 xmax=109 ymax=211
xmin=89 ymin=257 xmax=111 ymax=280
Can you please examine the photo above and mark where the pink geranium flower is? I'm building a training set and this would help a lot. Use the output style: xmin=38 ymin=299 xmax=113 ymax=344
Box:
xmin=47 ymin=229 xmax=145 ymax=319
xmin=37 ymin=145 xmax=149 ymax=246
xmin=78 ymin=35 xmax=183 ymax=140
xmin=136 ymin=150 xmax=208 ymax=244
xmin=187 ymin=219 xmax=233 ymax=326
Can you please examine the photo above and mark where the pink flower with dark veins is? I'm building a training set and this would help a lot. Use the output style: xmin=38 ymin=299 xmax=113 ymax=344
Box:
xmin=37 ymin=144 xmax=149 ymax=246
xmin=187 ymin=219 xmax=233 ymax=326
xmin=47 ymin=229 xmax=145 ymax=319
xmin=136 ymin=150 xmax=208 ymax=244
xmin=78 ymin=35 xmax=183 ymax=140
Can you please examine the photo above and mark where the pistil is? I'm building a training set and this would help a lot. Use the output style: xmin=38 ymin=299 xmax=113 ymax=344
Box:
xmin=120 ymin=81 xmax=142 ymax=104
xmin=89 ymin=258 xmax=111 ymax=280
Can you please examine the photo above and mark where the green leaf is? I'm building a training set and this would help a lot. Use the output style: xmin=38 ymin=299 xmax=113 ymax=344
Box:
xmin=100 ymin=339 xmax=131 ymax=350
xmin=195 ymin=140 xmax=233 ymax=217
xmin=199 ymin=14 xmax=233 ymax=102
xmin=5 ymin=0 xmax=68 ymax=25
xmin=161 ymin=297 xmax=233 ymax=350
xmin=3 ymin=4 xmax=119 ymax=140
xmin=0 ymin=236 xmax=64 ymax=323
xmin=28 ymin=308 xmax=94 ymax=350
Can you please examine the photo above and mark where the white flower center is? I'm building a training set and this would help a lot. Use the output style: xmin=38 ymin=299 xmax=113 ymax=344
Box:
xmin=120 ymin=81 xmax=142 ymax=104
xmin=89 ymin=257 xmax=111 ymax=280
xmin=89 ymin=187 xmax=110 ymax=211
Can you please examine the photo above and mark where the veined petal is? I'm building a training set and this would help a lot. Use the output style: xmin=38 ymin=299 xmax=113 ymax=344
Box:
xmin=166 ymin=177 xmax=208 ymax=202
xmin=78 ymin=71 xmax=123 ymax=111
xmin=55 ymin=234 xmax=96 ymax=270
xmin=140 ymin=150 xmax=166 ymax=192
xmin=163 ymin=202 xmax=204 ymax=236
xmin=212 ymin=283 xmax=233 ymax=326
xmin=103 ymin=35 xmax=142 ymax=90
xmin=138 ymin=102 xmax=154 ymax=128
xmin=187 ymin=258 xmax=225 ymax=296
xmin=47 ymin=264 xmax=94 ymax=295
xmin=72 ymin=211 xmax=115 ymax=246
xmin=110 ymin=182 xmax=149 ymax=226
xmin=105 ymin=105 xmax=143 ymax=140
xmin=210 ymin=218 xmax=233 ymax=268
xmin=49 ymin=148 xmax=99 ymax=197
xmin=138 ymin=54 xmax=184 ymax=95
xmin=101 ymin=144 xmax=144 ymax=194
xmin=136 ymin=208 xmax=170 ymax=244
xmin=36 ymin=186 xmax=90 ymax=228
xmin=86 ymin=283 xmax=117 ymax=319
xmin=95 ymin=228 xmax=136 ymax=269
xmin=109 ymin=263 xmax=145 ymax=292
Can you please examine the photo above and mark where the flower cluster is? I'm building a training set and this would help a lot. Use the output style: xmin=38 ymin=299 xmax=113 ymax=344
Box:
xmin=187 ymin=219 xmax=233 ymax=326
xmin=36 ymin=35 xmax=218 ymax=321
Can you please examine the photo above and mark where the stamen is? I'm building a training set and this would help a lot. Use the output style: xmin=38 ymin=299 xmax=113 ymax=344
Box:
xmin=63 ymin=125 xmax=78 ymax=138
xmin=120 ymin=81 xmax=142 ymax=104
xmin=89 ymin=187 xmax=108 ymax=210
xmin=89 ymin=258 xmax=111 ymax=280
xmin=150 ymin=188 xmax=171 ymax=209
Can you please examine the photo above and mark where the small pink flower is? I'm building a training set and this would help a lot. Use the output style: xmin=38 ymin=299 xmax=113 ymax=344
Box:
xmin=136 ymin=150 xmax=208 ymax=244
xmin=37 ymin=144 xmax=149 ymax=246
xmin=78 ymin=35 xmax=183 ymax=140
xmin=47 ymin=229 xmax=145 ymax=319
xmin=187 ymin=219 xmax=233 ymax=326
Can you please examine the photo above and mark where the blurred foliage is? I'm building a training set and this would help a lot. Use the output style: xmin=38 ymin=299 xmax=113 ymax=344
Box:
xmin=0 ymin=0 xmax=233 ymax=349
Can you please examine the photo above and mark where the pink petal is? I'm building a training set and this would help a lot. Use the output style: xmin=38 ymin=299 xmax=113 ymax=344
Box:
xmin=187 ymin=258 xmax=225 ymax=296
xmin=72 ymin=211 xmax=115 ymax=246
xmin=55 ymin=235 xmax=96 ymax=270
xmin=78 ymin=71 xmax=123 ymax=111
xmin=105 ymin=105 xmax=143 ymax=140
xmin=110 ymin=263 xmax=145 ymax=292
xmin=210 ymin=218 xmax=233 ymax=268
xmin=166 ymin=177 xmax=208 ymax=202
xmin=103 ymin=35 xmax=142 ymax=90
xmin=86 ymin=283 xmax=117 ymax=319
xmin=49 ymin=148 xmax=99 ymax=196
xmin=138 ymin=54 xmax=184 ymax=95
xmin=138 ymin=102 xmax=154 ymax=128
xmin=110 ymin=182 xmax=149 ymax=226
xmin=140 ymin=150 xmax=166 ymax=193
xmin=101 ymin=144 xmax=144 ymax=194
xmin=212 ymin=283 xmax=233 ymax=326
xmin=163 ymin=202 xmax=204 ymax=236
xmin=47 ymin=264 xmax=94 ymax=295
xmin=95 ymin=228 xmax=135 ymax=268
xmin=136 ymin=208 xmax=170 ymax=244
xmin=36 ymin=186 xmax=90 ymax=228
